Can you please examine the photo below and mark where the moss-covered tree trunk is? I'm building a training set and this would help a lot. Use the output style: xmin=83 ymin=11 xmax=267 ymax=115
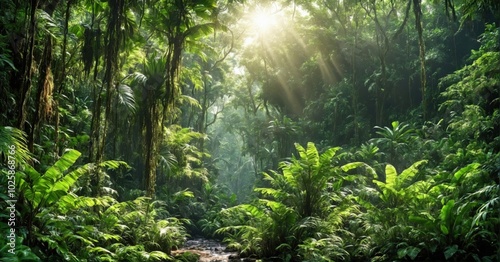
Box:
xmin=413 ymin=0 xmax=427 ymax=120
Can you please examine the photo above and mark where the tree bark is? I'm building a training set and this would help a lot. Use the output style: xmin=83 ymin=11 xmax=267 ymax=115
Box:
xmin=29 ymin=37 xmax=53 ymax=152
xmin=17 ymin=0 xmax=39 ymax=133
xmin=413 ymin=0 xmax=427 ymax=120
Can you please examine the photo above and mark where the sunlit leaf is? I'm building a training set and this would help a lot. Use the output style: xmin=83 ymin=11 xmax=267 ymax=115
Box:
xmin=385 ymin=164 xmax=397 ymax=188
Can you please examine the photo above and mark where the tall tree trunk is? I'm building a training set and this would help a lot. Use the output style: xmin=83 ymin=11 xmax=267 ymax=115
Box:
xmin=17 ymin=0 xmax=39 ymax=133
xmin=143 ymin=2 xmax=188 ymax=196
xmin=89 ymin=0 xmax=125 ymax=196
xmin=25 ymin=0 xmax=61 ymax=153
xmin=143 ymin=40 xmax=183 ymax=197
xmin=197 ymin=76 xmax=209 ymax=154
xmin=29 ymin=37 xmax=53 ymax=152
xmin=413 ymin=0 xmax=427 ymax=120
xmin=54 ymin=0 xmax=73 ymax=156
xmin=351 ymin=16 xmax=359 ymax=144
xmin=144 ymin=91 xmax=161 ymax=197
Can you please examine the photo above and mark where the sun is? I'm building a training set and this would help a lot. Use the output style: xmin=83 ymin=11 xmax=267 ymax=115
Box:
xmin=242 ymin=3 xmax=287 ymax=47
xmin=248 ymin=5 xmax=280 ymax=34
xmin=251 ymin=10 xmax=277 ymax=32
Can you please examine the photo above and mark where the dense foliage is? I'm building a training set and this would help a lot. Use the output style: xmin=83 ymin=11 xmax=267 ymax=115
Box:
xmin=1 ymin=0 xmax=499 ymax=261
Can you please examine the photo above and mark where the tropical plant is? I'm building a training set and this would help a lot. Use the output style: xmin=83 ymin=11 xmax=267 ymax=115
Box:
xmin=217 ymin=142 xmax=349 ymax=260
xmin=371 ymin=121 xmax=417 ymax=168
xmin=12 ymin=148 xmax=128 ymax=259
xmin=0 ymin=126 xmax=32 ymax=163
xmin=439 ymin=24 xmax=500 ymax=153
xmin=342 ymin=160 xmax=431 ymax=260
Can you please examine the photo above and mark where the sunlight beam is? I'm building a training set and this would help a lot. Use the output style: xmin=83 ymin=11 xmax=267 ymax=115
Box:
xmin=248 ymin=5 xmax=280 ymax=35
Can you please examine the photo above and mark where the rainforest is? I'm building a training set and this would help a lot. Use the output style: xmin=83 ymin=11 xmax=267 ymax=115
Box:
xmin=0 ymin=0 xmax=499 ymax=261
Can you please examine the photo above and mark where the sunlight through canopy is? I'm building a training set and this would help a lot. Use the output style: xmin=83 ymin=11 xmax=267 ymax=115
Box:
xmin=247 ymin=4 xmax=281 ymax=35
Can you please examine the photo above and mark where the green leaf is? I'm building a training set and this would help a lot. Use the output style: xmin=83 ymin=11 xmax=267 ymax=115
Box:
xmin=0 ymin=54 xmax=17 ymax=71
xmin=391 ymin=121 xmax=400 ymax=129
xmin=452 ymin=163 xmax=480 ymax=183
xmin=282 ymin=168 xmax=295 ymax=184
xmin=148 ymin=251 xmax=171 ymax=260
xmin=42 ymin=149 xmax=81 ymax=183
xmin=373 ymin=180 xmax=398 ymax=196
xmin=100 ymin=160 xmax=130 ymax=169
xmin=89 ymin=246 xmax=114 ymax=255
xmin=440 ymin=200 xmax=455 ymax=220
xmin=116 ymin=84 xmax=136 ymax=113
xmin=320 ymin=146 xmax=339 ymax=164
xmin=385 ymin=164 xmax=397 ymax=188
xmin=444 ymin=245 xmax=458 ymax=260
xmin=407 ymin=246 xmax=421 ymax=260
xmin=341 ymin=162 xmax=378 ymax=179
xmin=440 ymin=200 xmax=455 ymax=234
xmin=398 ymin=160 xmax=427 ymax=188
xmin=173 ymin=189 xmax=194 ymax=199
xmin=78 ymin=197 xmax=96 ymax=207
xmin=239 ymin=204 xmax=265 ymax=218
xmin=0 ymin=126 xmax=31 ymax=163
xmin=305 ymin=142 xmax=320 ymax=168
xmin=254 ymin=187 xmax=280 ymax=197
xmin=398 ymin=246 xmax=421 ymax=260
xmin=262 ymin=172 xmax=275 ymax=182
xmin=295 ymin=143 xmax=307 ymax=160
xmin=259 ymin=199 xmax=286 ymax=211
xmin=353 ymin=196 xmax=375 ymax=209
xmin=411 ymin=211 xmax=435 ymax=224
xmin=185 ymin=23 xmax=215 ymax=40
xmin=179 ymin=94 xmax=201 ymax=109
xmin=440 ymin=224 xmax=449 ymax=235
xmin=341 ymin=162 xmax=365 ymax=172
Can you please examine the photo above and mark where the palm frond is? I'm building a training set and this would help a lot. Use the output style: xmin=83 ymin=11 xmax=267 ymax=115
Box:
xmin=117 ymin=84 xmax=137 ymax=113
xmin=0 ymin=126 xmax=32 ymax=164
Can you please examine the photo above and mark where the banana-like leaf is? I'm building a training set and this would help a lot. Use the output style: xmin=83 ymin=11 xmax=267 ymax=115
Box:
xmin=259 ymin=199 xmax=287 ymax=211
xmin=373 ymin=180 xmax=398 ymax=199
xmin=295 ymin=143 xmax=307 ymax=161
xmin=452 ymin=163 xmax=480 ymax=183
xmin=341 ymin=162 xmax=364 ymax=172
xmin=439 ymin=200 xmax=455 ymax=235
xmin=262 ymin=172 xmax=275 ymax=182
xmin=239 ymin=204 xmax=265 ymax=218
xmin=21 ymin=150 xmax=80 ymax=208
xmin=398 ymin=160 xmax=427 ymax=189
xmin=341 ymin=162 xmax=378 ymax=179
xmin=42 ymin=149 xmax=81 ymax=184
xmin=385 ymin=164 xmax=397 ymax=188
xmin=282 ymin=168 xmax=296 ymax=185
xmin=305 ymin=142 xmax=320 ymax=168
xmin=320 ymin=146 xmax=340 ymax=165
xmin=254 ymin=187 xmax=280 ymax=198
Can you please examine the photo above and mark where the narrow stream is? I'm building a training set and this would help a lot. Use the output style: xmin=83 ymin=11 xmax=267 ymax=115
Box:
xmin=173 ymin=238 xmax=248 ymax=262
